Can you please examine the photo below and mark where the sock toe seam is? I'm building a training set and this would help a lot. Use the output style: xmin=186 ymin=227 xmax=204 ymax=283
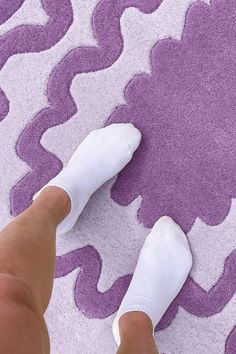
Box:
xmin=105 ymin=132 xmax=135 ymax=155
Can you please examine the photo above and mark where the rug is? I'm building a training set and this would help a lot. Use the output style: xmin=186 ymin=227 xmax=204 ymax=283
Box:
xmin=0 ymin=0 xmax=236 ymax=353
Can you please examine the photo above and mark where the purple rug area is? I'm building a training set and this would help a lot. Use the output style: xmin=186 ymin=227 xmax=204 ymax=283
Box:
xmin=108 ymin=0 xmax=236 ymax=233
xmin=0 ymin=0 xmax=236 ymax=353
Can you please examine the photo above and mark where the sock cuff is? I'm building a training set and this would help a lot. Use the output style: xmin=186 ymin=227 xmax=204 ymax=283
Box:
xmin=34 ymin=181 xmax=77 ymax=235
xmin=47 ymin=181 xmax=78 ymax=235
xmin=113 ymin=305 xmax=155 ymax=346
xmin=47 ymin=182 xmax=74 ymax=208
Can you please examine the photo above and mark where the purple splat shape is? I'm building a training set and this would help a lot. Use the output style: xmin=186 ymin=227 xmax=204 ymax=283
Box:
xmin=0 ymin=0 xmax=73 ymax=121
xmin=107 ymin=0 xmax=236 ymax=232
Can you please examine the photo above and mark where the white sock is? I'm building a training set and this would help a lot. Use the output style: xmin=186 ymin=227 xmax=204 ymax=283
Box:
xmin=34 ymin=123 xmax=141 ymax=235
xmin=112 ymin=216 xmax=193 ymax=346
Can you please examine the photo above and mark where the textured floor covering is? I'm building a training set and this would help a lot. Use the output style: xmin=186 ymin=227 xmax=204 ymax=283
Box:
xmin=0 ymin=0 xmax=236 ymax=353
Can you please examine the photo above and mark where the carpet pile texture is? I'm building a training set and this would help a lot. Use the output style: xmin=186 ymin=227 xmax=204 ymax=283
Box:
xmin=0 ymin=0 xmax=235 ymax=353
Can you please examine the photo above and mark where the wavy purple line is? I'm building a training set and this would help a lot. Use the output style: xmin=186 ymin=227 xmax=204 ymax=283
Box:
xmin=55 ymin=246 xmax=236 ymax=333
xmin=157 ymin=248 xmax=236 ymax=331
xmin=11 ymin=0 xmax=162 ymax=215
xmin=225 ymin=326 xmax=236 ymax=354
xmin=0 ymin=0 xmax=73 ymax=121
xmin=0 ymin=0 xmax=25 ymax=121
xmin=56 ymin=246 xmax=131 ymax=318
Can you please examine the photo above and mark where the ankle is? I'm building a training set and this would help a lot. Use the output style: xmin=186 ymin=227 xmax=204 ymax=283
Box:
xmin=119 ymin=311 xmax=153 ymax=341
xmin=33 ymin=186 xmax=71 ymax=225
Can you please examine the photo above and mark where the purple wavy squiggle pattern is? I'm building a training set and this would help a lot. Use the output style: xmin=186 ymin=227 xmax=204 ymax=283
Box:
xmin=56 ymin=246 xmax=131 ymax=318
xmin=157 ymin=248 xmax=236 ymax=332
xmin=11 ymin=0 xmax=162 ymax=215
xmin=108 ymin=0 xmax=236 ymax=233
xmin=0 ymin=0 xmax=25 ymax=120
xmin=55 ymin=247 xmax=236 ymax=338
xmin=0 ymin=0 xmax=73 ymax=121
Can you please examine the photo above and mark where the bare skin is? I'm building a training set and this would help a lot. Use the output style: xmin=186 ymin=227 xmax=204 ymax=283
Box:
xmin=117 ymin=312 xmax=159 ymax=354
xmin=0 ymin=186 xmax=159 ymax=354
xmin=0 ymin=186 xmax=70 ymax=354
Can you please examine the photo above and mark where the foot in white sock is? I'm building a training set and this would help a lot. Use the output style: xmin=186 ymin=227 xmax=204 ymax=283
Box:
xmin=112 ymin=216 xmax=193 ymax=346
xmin=34 ymin=123 xmax=141 ymax=235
